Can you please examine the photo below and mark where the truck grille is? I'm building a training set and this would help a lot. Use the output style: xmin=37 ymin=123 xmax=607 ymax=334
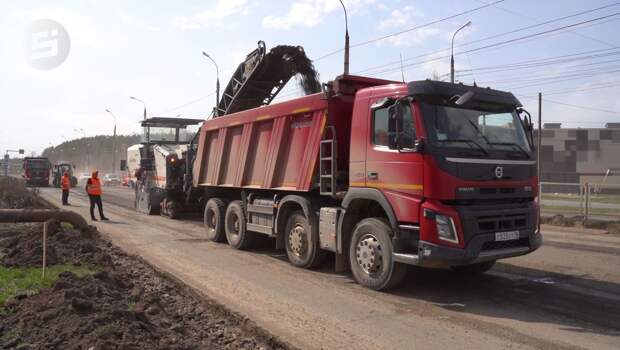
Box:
xmin=482 ymin=238 xmax=529 ymax=252
xmin=477 ymin=213 xmax=527 ymax=232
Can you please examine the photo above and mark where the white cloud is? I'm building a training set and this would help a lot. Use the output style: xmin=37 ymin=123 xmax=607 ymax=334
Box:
xmin=13 ymin=7 xmax=99 ymax=48
xmin=384 ymin=27 xmax=441 ymax=47
xmin=378 ymin=5 xmax=421 ymax=30
xmin=262 ymin=0 xmax=376 ymax=30
xmin=172 ymin=0 xmax=249 ymax=30
xmin=118 ymin=9 xmax=162 ymax=32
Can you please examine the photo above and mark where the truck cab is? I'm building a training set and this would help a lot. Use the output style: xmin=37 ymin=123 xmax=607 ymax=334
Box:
xmin=22 ymin=157 xmax=51 ymax=187
xmin=345 ymin=79 xmax=540 ymax=278
xmin=133 ymin=117 xmax=203 ymax=217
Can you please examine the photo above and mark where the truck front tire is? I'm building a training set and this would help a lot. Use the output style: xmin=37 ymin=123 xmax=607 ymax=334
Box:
xmin=204 ymin=198 xmax=226 ymax=242
xmin=284 ymin=210 xmax=325 ymax=269
xmin=349 ymin=218 xmax=406 ymax=291
xmin=225 ymin=201 xmax=255 ymax=250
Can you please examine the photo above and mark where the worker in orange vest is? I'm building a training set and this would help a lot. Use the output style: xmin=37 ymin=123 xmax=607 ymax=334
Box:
xmin=61 ymin=171 xmax=71 ymax=205
xmin=85 ymin=170 xmax=109 ymax=221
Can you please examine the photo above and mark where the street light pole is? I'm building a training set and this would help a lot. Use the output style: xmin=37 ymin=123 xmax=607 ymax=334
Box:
xmin=106 ymin=109 xmax=118 ymax=173
xmin=202 ymin=51 xmax=220 ymax=117
xmin=130 ymin=96 xmax=147 ymax=120
xmin=338 ymin=0 xmax=350 ymax=75
xmin=450 ymin=21 xmax=472 ymax=83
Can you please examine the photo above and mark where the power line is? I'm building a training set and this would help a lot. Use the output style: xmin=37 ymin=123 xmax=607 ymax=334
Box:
xmin=518 ymin=94 xmax=620 ymax=114
xmin=536 ymin=81 xmax=620 ymax=96
xmin=476 ymin=0 xmax=619 ymax=48
xmin=356 ymin=3 xmax=620 ymax=75
xmin=365 ymin=12 xmax=620 ymax=77
xmin=151 ymin=91 xmax=216 ymax=116
xmin=313 ymin=0 xmax=505 ymax=61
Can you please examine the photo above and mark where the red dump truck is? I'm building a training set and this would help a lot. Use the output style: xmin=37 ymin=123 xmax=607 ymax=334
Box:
xmin=191 ymin=75 xmax=541 ymax=290
xmin=23 ymin=157 xmax=51 ymax=187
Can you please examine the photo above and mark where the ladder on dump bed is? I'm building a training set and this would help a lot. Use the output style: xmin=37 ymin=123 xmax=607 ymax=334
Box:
xmin=320 ymin=126 xmax=337 ymax=196
xmin=215 ymin=41 xmax=312 ymax=117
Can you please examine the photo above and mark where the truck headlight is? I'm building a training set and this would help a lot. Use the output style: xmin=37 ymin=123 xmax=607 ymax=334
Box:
xmin=436 ymin=214 xmax=459 ymax=244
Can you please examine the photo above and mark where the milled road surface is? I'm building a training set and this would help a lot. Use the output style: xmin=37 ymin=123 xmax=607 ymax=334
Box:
xmin=40 ymin=186 xmax=620 ymax=350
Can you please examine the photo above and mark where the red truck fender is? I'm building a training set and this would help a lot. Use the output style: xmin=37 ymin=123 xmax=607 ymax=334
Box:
xmin=336 ymin=188 xmax=400 ymax=254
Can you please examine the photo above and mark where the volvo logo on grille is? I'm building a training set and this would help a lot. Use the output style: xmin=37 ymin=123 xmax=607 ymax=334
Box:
xmin=494 ymin=166 xmax=504 ymax=179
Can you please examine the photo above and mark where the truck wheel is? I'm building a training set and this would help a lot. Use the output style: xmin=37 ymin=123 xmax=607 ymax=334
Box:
xmin=349 ymin=218 xmax=406 ymax=291
xmin=225 ymin=201 xmax=255 ymax=250
xmin=204 ymin=198 xmax=226 ymax=242
xmin=451 ymin=260 xmax=496 ymax=275
xmin=284 ymin=210 xmax=326 ymax=269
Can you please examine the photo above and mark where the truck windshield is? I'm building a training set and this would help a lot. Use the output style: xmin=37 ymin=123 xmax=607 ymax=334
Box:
xmin=25 ymin=161 xmax=49 ymax=169
xmin=421 ymin=103 xmax=531 ymax=156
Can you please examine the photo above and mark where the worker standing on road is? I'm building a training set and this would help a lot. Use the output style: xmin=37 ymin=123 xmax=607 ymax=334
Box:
xmin=61 ymin=171 xmax=71 ymax=205
xmin=85 ymin=170 xmax=109 ymax=221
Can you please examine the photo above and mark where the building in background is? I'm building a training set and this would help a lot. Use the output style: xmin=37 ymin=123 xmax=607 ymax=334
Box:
xmin=537 ymin=123 xmax=620 ymax=185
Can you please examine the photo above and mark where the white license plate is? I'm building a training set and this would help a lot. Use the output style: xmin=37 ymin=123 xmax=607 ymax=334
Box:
xmin=495 ymin=230 xmax=520 ymax=241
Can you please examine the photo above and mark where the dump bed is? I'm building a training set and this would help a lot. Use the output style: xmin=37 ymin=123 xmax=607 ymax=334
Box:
xmin=192 ymin=75 xmax=399 ymax=192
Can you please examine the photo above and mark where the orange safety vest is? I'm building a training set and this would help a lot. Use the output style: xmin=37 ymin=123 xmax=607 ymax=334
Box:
xmin=61 ymin=175 xmax=71 ymax=190
xmin=87 ymin=177 xmax=102 ymax=195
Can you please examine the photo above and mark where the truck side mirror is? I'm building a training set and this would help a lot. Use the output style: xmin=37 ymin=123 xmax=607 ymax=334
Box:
xmin=413 ymin=138 xmax=425 ymax=152
xmin=120 ymin=160 xmax=127 ymax=171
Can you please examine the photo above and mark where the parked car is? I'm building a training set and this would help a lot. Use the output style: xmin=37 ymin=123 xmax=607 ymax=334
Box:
xmin=103 ymin=173 xmax=122 ymax=186
xmin=78 ymin=172 xmax=91 ymax=183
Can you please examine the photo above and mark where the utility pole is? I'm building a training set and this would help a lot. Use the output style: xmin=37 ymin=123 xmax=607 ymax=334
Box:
xmin=106 ymin=109 xmax=118 ymax=173
xmin=537 ymin=92 xmax=542 ymax=233
xmin=450 ymin=21 xmax=472 ymax=83
xmin=339 ymin=0 xmax=350 ymax=75
xmin=130 ymin=96 xmax=147 ymax=120
xmin=3 ymin=149 xmax=24 ymax=176
xmin=202 ymin=51 xmax=220 ymax=117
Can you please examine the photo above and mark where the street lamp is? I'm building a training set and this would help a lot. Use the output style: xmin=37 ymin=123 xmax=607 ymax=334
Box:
xmin=130 ymin=96 xmax=147 ymax=120
xmin=450 ymin=21 xmax=472 ymax=83
xmin=338 ymin=0 xmax=350 ymax=75
xmin=106 ymin=109 xmax=118 ymax=173
xmin=202 ymin=51 xmax=220 ymax=117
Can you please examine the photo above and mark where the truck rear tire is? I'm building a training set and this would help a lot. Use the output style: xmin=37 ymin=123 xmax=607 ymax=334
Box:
xmin=225 ymin=201 xmax=255 ymax=250
xmin=284 ymin=210 xmax=326 ymax=269
xmin=349 ymin=218 xmax=406 ymax=291
xmin=451 ymin=260 xmax=496 ymax=275
xmin=204 ymin=198 xmax=226 ymax=242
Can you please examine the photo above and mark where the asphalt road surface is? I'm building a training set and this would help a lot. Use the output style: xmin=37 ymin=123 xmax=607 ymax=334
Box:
xmin=40 ymin=186 xmax=620 ymax=350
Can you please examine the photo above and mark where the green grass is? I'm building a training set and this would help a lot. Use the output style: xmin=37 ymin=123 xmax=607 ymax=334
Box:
xmin=541 ymin=204 xmax=620 ymax=218
xmin=0 ymin=264 xmax=96 ymax=309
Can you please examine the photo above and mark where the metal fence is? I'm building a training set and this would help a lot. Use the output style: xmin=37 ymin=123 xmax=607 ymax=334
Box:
xmin=540 ymin=182 xmax=620 ymax=221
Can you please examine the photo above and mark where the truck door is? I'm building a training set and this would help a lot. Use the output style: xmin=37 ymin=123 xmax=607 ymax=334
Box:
xmin=365 ymin=97 xmax=424 ymax=224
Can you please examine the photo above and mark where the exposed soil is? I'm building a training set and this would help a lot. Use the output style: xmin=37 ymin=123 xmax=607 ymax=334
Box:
xmin=541 ymin=214 xmax=620 ymax=234
xmin=0 ymin=180 xmax=292 ymax=350
xmin=0 ymin=177 xmax=47 ymax=209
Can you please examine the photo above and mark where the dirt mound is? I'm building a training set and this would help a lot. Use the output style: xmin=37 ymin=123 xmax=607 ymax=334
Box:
xmin=0 ymin=224 xmax=290 ymax=350
xmin=0 ymin=177 xmax=47 ymax=209
xmin=0 ymin=221 xmax=105 ymax=268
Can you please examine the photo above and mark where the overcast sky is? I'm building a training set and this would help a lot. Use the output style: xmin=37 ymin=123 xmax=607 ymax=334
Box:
xmin=1 ymin=0 xmax=619 ymax=155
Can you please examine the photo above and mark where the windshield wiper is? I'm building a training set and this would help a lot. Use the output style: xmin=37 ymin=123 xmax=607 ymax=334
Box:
xmin=487 ymin=142 xmax=530 ymax=158
xmin=466 ymin=119 xmax=492 ymax=146
xmin=435 ymin=138 xmax=489 ymax=156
